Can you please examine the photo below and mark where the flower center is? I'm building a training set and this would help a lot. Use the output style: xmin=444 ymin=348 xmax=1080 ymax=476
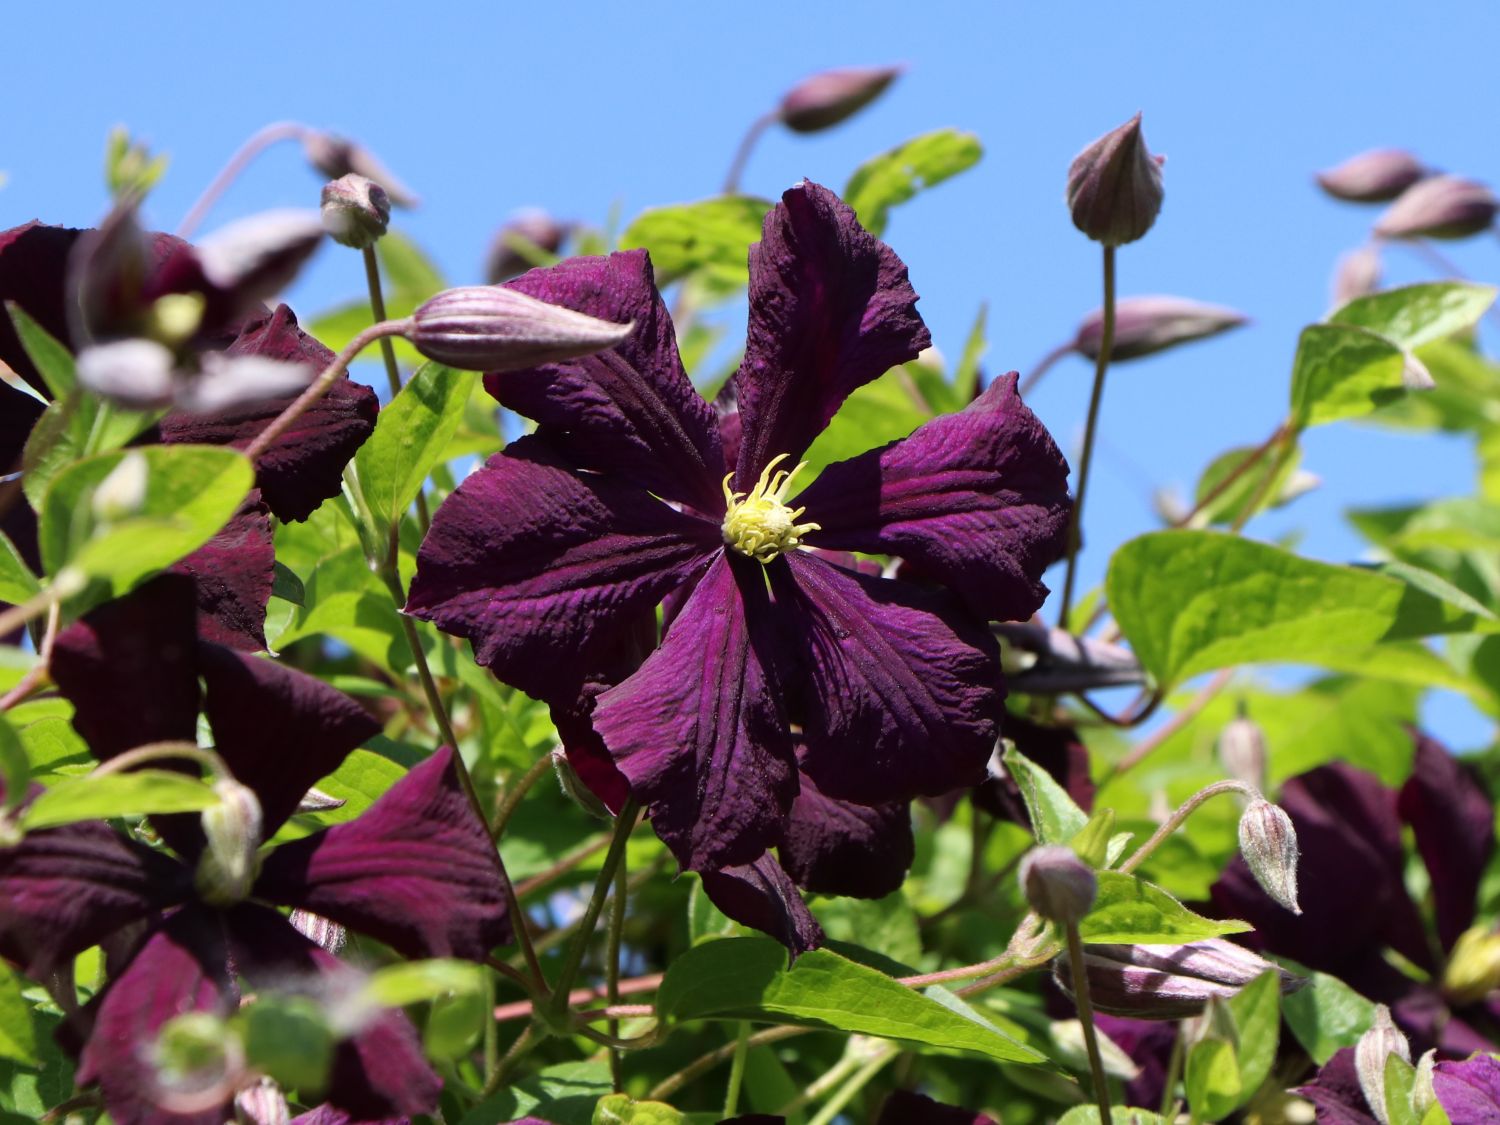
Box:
xmin=721 ymin=453 xmax=821 ymax=563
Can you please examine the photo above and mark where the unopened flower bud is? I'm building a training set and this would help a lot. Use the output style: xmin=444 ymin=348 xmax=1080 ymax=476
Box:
xmin=1074 ymin=295 xmax=1247 ymax=362
xmin=302 ymin=131 xmax=418 ymax=208
xmin=195 ymin=210 xmax=324 ymax=308
xmin=1316 ymin=149 xmax=1428 ymax=203
xmin=1238 ymin=798 xmax=1301 ymax=915
xmin=1066 ymin=112 xmax=1164 ymax=246
xmin=1018 ymin=844 xmax=1097 ymax=925
xmin=91 ymin=450 xmax=149 ymax=522
xmin=235 ymin=1077 xmax=290 ymax=1125
xmin=1412 ymin=1049 xmax=1438 ymax=1118
xmin=1054 ymin=938 xmax=1303 ymax=1020
xmin=408 ymin=285 xmax=634 ymax=373
xmin=151 ymin=1011 xmax=244 ymax=1115
xmin=552 ymin=747 xmax=612 ymax=820
xmin=1441 ymin=924 xmax=1500 ymax=1004
xmin=195 ymin=776 xmax=263 ymax=907
xmin=320 ymin=174 xmax=390 ymax=249
xmin=1356 ymin=1005 xmax=1411 ymax=1125
xmin=1217 ymin=710 xmax=1268 ymax=792
xmin=1374 ymin=175 xmax=1499 ymax=240
xmin=1332 ymin=245 xmax=1383 ymax=307
xmin=776 ymin=65 xmax=903 ymax=133
xmin=485 ymin=210 xmax=571 ymax=284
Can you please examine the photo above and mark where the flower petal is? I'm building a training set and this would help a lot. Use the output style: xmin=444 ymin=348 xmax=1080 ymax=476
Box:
xmin=489 ymin=250 xmax=726 ymax=513
xmin=971 ymin=714 xmax=1094 ymax=825
xmin=794 ymin=374 xmax=1071 ymax=621
xmin=778 ymin=766 xmax=913 ymax=899
xmin=254 ymin=748 xmax=509 ymax=960
xmin=168 ymin=491 xmax=276 ymax=651
xmin=875 ymin=1090 xmax=998 ymax=1125
xmin=0 ymin=221 xmax=79 ymax=397
xmin=1397 ymin=731 xmax=1494 ymax=951
xmin=407 ymin=436 xmax=719 ymax=704
xmin=773 ymin=553 xmax=1001 ymax=805
xmin=733 ymin=181 xmax=930 ymax=483
xmin=596 ymin=553 xmax=797 ymax=870
xmin=1293 ymin=1047 xmax=1380 ymax=1125
xmin=157 ymin=305 xmax=378 ymax=522
xmin=699 ymin=853 xmax=823 ymax=959
xmin=1434 ymin=1055 xmax=1500 ymax=1122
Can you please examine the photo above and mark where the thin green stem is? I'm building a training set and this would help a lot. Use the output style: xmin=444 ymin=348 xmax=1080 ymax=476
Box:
xmin=547 ymin=800 xmax=640 ymax=1014
xmin=723 ymin=1022 xmax=751 ymax=1118
xmin=493 ymin=752 xmax=557 ymax=837
xmin=1119 ymin=779 xmax=1258 ymax=874
xmin=806 ymin=1044 xmax=897 ymax=1125
xmin=361 ymin=245 xmax=404 ymax=399
xmin=1103 ymin=668 xmax=1235 ymax=782
xmin=1175 ymin=422 xmax=1289 ymax=528
xmin=1229 ymin=425 xmax=1297 ymax=534
xmin=649 ymin=1026 xmax=809 ymax=1102
xmin=1160 ymin=1024 xmax=1186 ymax=1117
xmin=607 ymin=842 xmax=629 ymax=1092
xmin=514 ymin=832 xmax=610 ymax=899
xmin=1066 ymin=921 xmax=1113 ymax=1123
xmin=484 ymin=1024 xmax=537 ymax=1096
xmin=88 ymin=741 xmax=227 ymax=780
xmin=1057 ymin=244 xmax=1117 ymax=628
xmin=482 ymin=970 xmax=499 ymax=1092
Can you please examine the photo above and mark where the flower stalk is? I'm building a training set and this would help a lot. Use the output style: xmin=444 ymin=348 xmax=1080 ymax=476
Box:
xmin=1066 ymin=920 xmax=1114 ymax=1123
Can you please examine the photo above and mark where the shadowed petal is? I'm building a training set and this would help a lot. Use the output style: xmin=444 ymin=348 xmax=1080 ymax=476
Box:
xmin=778 ymin=766 xmax=913 ymax=899
xmin=407 ymin=436 xmax=720 ymax=704
xmin=489 ymin=251 xmax=726 ymax=513
xmin=254 ymin=748 xmax=508 ymax=960
xmin=168 ymin=491 xmax=275 ymax=651
xmin=733 ymin=182 xmax=930 ymax=483
xmin=0 ymin=221 xmax=79 ymax=397
xmin=699 ymin=853 xmax=823 ymax=959
xmin=773 ymin=553 xmax=1001 ymax=805
xmin=1293 ymin=1047 xmax=1379 ymax=1125
xmin=972 ymin=714 xmax=1094 ymax=825
xmin=1092 ymin=1015 xmax=1178 ymax=1114
xmin=596 ymin=553 xmax=797 ymax=870
xmin=875 ymin=1090 xmax=998 ymax=1125
xmin=1397 ymin=731 xmax=1494 ymax=951
xmin=794 ymin=374 xmax=1072 ymax=621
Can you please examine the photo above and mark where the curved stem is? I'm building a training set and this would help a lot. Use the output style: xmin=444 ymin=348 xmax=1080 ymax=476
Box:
xmin=493 ymin=972 xmax=662 ymax=1023
xmin=722 ymin=113 xmax=775 ymax=195
xmin=1018 ymin=340 xmax=1077 ymax=397
xmin=1176 ymin=422 xmax=1289 ymax=528
xmin=1057 ymin=245 xmax=1117 ymax=628
xmin=546 ymin=800 xmax=640 ymax=1012
xmin=89 ymin=741 xmax=227 ymax=780
xmin=806 ymin=1044 xmax=896 ymax=1125
xmin=0 ymin=600 xmax=61 ymax=712
xmin=361 ymin=246 xmax=404 ymax=399
xmin=484 ymin=1024 xmax=537 ymax=1096
xmin=0 ymin=577 xmax=78 ymax=645
xmin=177 ymin=121 xmax=311 ymax=239
xmin=1106 ymin=669 xmax=1235 ymax=780
xmin=493 ymin=751 xmax=557 ymax=837
xmin=1230 ymin=425 xmax=1297 ymax=535
xmin=607 ymin=837 xmax=629 ymax=1091
xmin=514 ymin=832 xmax=610 ymax=899
xmin=1066 ymin=920 xmax=1113 ymax=1123
xmin=1119 ymin=779 xmax=1258 ymax=874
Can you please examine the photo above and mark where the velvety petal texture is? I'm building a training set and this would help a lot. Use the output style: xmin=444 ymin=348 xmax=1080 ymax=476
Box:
xmin=407 ymin=436 xmax=719 ymax=704
xmin=489 ymin=250 xmax=726 ymax=513
xmin=699 ymin=854 xmax=824 ymax=959
xmin=1433 ymin=1054 xmax=1500 ymax=1123
xmin=794 ymin=374 xmax=1071 ymax=621
xmin=777 ymin=768 xmax=913 ymax=899
xmin=733 ymin=182 xmax=930 ymax=483
xmin=598 ymin=553 xmax=796 ymax=870
xmin=972 ymin=714 xmax=1094 ymax=825
xmin=168 ymin=491 xmax=276 ymax=651
xmin=254 ymin=748 xmax=510 ymax=959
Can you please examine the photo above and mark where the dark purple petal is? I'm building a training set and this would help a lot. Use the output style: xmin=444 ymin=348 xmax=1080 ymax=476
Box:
xmin=597 ymin=553 xmax=797 ymax=870
xmin=552 ymin=688 xmax=632 ymax=816
xmin=490 ymin=251 xmax=726 ymax=513
xmin=0 ymin=816 xmax=189 ymax=977
xmin=1397 ymin=731 xmax=1494 ymax=951
xmin=972 ymin=714 xmax=1094 ymax=825
xmin=1393 ymin=986 xmax=1497 ymax=1056
xmin=733 ymin=182 xmax=930 ymax=483
xmin=875 ymin=1090 xmax=997 ymax=1125
xmin=290 ymin=1109 xmax=410 ymax=1125
xmin=778 ymin=766 xmax=913 ymax=899
xmin=0 ymin=221 xmax=80 ymax=397
xmin=1092 ymin=1014 xmax=1177 ymax=1113
xmin=200 ymin=644 xmax=381 ymax=841
xmin=407 ymin=436 xmax=720 ymax=704
xmin=227 ymin=904 xmax=440 ymax=1121
xmin=1434 ymin=1054 xmax=1500 ymax=1122
xmin=699 ymin=853 xmax=823 ymax=959
xmin=773 ymin=553 xmax=1001 ymax=805
xmin=157 ymin=305 xmax=378 ymax=523
xmin=168 ymin=491 xmax=275 ymax=651
xmin=255 ymin=748 xmax=508 ymax=959
xmin=77 ymin=908 xmax=236 ymax=1125
xmin=1293 ymin=1047 xmax=1380 ymax=1125
xmin=794 ymin=374 xmax=1071 ymax=621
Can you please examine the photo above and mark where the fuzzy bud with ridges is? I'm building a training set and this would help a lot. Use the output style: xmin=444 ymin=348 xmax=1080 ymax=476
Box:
xmin=1238 ymin=797 xmax=1301 ymax=915
xmin=777 ymin=65 xmax=903 ymax=133
xmin=1018 ymin=844 xmax=1097 ymax=925
xmin=1054 ymin=938 xmax=1304 ymax=1020
xmin=1375 ymin=175 xmax=1499 ymax=240
xmin=195 ymin=776 xmax=263 ymax=907
xmin=408 ymin=285 xmax=634 ymax=373
xmin=320 ymin=174 xmax=390 ymax=249
xmin=1074 ymin=295 xmax=1247 ymax=362
xmin=1356 ymin=1005 xmax=1411 ymax=1124
xmin=1066 ymin=113 xmax=1164 ymax=246
xmin=1316 ymin=149 xmax=1428 ymax=203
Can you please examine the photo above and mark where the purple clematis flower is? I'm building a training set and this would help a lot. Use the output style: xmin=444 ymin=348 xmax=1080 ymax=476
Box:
xmin=0 ymin=577 xmax=510 ymax=1124
xmin=407 ymin=181 xmax=1071 ymax=872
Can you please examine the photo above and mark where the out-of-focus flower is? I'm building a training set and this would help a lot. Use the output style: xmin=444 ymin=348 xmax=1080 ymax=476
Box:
xmin=485 ymin=210 xmax=572 ymax=284
xmin=776 ymin=65 xmax=903 ymax=133
xmin=1374 ymin=175 xmax=1499 ymax=240
xmin=1066 ymin=113 xmax=1165 ymax=246
xmin=1333 ymin=245 xmax=1384 ymax=307
xmin=302 ymin=130 xmax=418 ymax=209
xmin=1074 ymin=295 xmax=1247 ymax=362
xmin=320 ymin=174 xmax=390 ymax=250
xmin=1217 ymin=710 xmax=1268 ymax=791
xmin=1317 ymin=148 xmax=1428 ymax=203
xmin=875 ymin=1089 xmax=997 ymax=1124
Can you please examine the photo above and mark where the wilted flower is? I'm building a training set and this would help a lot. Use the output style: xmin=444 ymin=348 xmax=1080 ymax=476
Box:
xmin=1066 ymin=113 xmax=1165 ymax=246
xmin=1074 ymin=295 xmax=1247 ymax=361
xmin=777 ymin=65 xmax=903 ymax=133
xmin=1317 ymin=148 xmax=1428 ymax=203
xmin=408 ymin=284 xmax=635 ymax=372
xmin=302 ymin=130 xmax=418 ymax=208
xmin=1374 ymin=175 xmax=1499 ymax=240
xmin=1053 ymin=938 xmax=1303 ymax=1019
xmin=1237 ymin=797 xmax=1301 ymax=914
xmin=1018 ymin=844 xmax=1097 ymax=924
xmin=485 ymin=209 xmax=572 ymax=283
xmin=320 ymin=174 xmax=391 ymax=249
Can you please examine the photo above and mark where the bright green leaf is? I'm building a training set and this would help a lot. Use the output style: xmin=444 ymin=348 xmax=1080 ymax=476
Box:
xmin=620 ymin=196 xmax=773 ymax=294
xmin=953 ymin=303 xmax=987 ymax=403
xmin=1227 ymin=970 xmax=1281 ymax=1107
xmin=378 ymin=230 xmax=446 ymax=299
xmin=844 ymin=129 xmax=983 ymax=237
xmin=811 ymin=891 xmax=922 ymax=967
xmin=5 ymin=304 xmax=75 ymax=398
xmin=1290 ymin=322 xmax=1413 ymax=428
xmin=1069 ymin=808 xmax=1117 ymax=868
xmin=1056 ymin=1108 xmax=1168 ymax=1124
xmin=801 ymin=363 xmax=931 ymax=478
xmin=20 ymin=769 xmax=219 ymax=831
xmin=1283 ymin=969 xmax=1377 ymax=1064
xmin=459 ymin=1059 xmax=611 ymax=1125
xmin=593 ymin=1094 xmax=687 ymax=1125
xmin=0 ymin=962 xmax=36 ymax=1065
xmin=1186 ymin=1036 xmax=1242 ymax=1122
xmin=1192 ymin=440 xmax=1310 ymax=526
xmin=363 ymin=959 xmax=483 ymax=1007
xmin=0 ymin=718 xmax=25 ymax=812
xmin=1003 ymin=744 xmax=1088 ymax=844
xmin=1384 ymin=1054 xmax=1421 ymax=1125
xmin=1329 ymin=282 xmax=1496 ymax=351
xmin=0 ymin=535 xmax=40 ymax=606
xmin=1078 ymin=872 xmax=1250 ymax=944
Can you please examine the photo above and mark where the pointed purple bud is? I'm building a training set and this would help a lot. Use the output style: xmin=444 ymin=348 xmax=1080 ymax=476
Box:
xmin=1055 ymin=938 xmax=1304 ymax=1019
xmin=777 ymin=65 xmax=903 ymax=133
xmin=1333 ymin=245 xmax=1383 ymax=307
xmin=1238 ymin=798 xmax=1301 ymax=915
xmin=1066 ymin=113 xmax=1165 ymax=246
xmin=301 ymin=131 xmax=419 ymax=209
xmin=408 ymin=285 xmax=635 ymax=373
xmin=1018 ymin=844 xmax=1097 ymax=924
xmin=1217 ymin=710 xmax=1268 ymax=792
xmin=485 ymin=210 xmax=572 ymax=284
xmin=1317 ymin=149 xmax=1428 ymax=203
xmin=195 ymin=210 xmax=324 ymax=308
xmin=1075 ymin=295 xmax=1247 ymax=361
xmin=320 ymin=174 xmax=391 ymax=250
xmin=1356 ymin=1005 xmax=1411 ymax=1124
xmin=1375 ymin=175 xmax=1499 ymax=240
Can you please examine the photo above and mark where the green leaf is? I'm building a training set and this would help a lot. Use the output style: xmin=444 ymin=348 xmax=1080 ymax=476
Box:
xmin=800 ymin=363 xmax=931 ymax=478
xmin=620 ymin=196 xmax=773 ymax=295
xmin=0 ymin=962 xmax=36 ymax=1065
xmin=308 ymin=231 xmax=445 ymax=366
xmin=1069 ymin=807 xmax=1117 ymax=868
xmin=237 ymin=995 xmax=332 ymax=1095
xmin=1329 ymin=282 xmax=1496 ymax=351
xmin=1283 ymin=969 xmax=1377 ymax=1064
xmin=355 ymin=363 xmax=477 ymax=533
xmin=0 ymin=535 xmax=40 ymax=606
xmin=1384 ymin=1054 xmax=1421 ymax=1125
xmin=378 ymin=230 xmax=446 ymax=298
xmin=1107 ymin=531 xmax=1497 ymax=690
xmin=1289 ymin=323 xmax=1411 ymax=428
xmin=460 ymin=1059 xmax=611 ymax=1125
xmin=1002 ymin=744 xmax=1088 ymax=844
xmin=17 ymin=716 xmax=91 ymax=779
xmin=1192 ymin=440 xmax=1309 ymax=526
xmin=38 ymin=445 xmax=253 ymax=587
xmin=0 ymin=718 xmax=26 ymax=813
xmin=363 ymin=959 xmax=483 ymax=1007
xmin=5 ymin=303 xmax=75 ymax=398
xmin=953 ymin=304 xmax=987 ymax=403
xmin=1056 ymin=1109 xmax=1168 ymax=1125
xmin=1077 ymin=872 xmax=1250 ymax=944
xmin=19 ymin=769 xmax=219 ymax=831
xmin=593 ymin=1095 xmax=687 ymax=1125
xmin=1227 ymin=970 xmax=1281 ymax=1106
xmin=843 ymin=129 xmax=983 ymax=238
xmin=1186 ymin=1036 xmax=1241 ymax=1122
xmin=655 ymin=937 xmax=1043 ymax=1063
xmin=811 ymin=891 xmax=923 ymax=966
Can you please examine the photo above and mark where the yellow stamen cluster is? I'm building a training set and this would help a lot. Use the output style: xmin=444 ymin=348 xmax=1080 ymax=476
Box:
xmin=721 ymin=454 xmax=821 ymax=563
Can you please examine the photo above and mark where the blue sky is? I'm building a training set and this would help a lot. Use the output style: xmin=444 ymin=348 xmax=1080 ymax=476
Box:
xmin=7 ymin=2 xmax=1498 ymax=743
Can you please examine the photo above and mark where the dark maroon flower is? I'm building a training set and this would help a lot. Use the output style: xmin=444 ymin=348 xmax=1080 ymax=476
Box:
xmin=1295 ymin=1047 xmax=1380 ymax=1125
xmin=408 ymin=182 xmax=1071 ymax=873
xmin=699 ymin=855 xmax=824 ymax=959
xmin=875 ymin=1089 xmax=997 ymax=1125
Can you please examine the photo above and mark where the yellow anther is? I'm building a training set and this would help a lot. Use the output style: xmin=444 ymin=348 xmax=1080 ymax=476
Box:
xmin=721 ymin=454 xmax=821 ymax=563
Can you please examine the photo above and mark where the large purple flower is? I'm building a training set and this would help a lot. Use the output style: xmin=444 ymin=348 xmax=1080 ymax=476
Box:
xmin=408 ymin=182 xmax=1071 ymax=871
xmin=0 ymin=578 xmax=510 ymax=1124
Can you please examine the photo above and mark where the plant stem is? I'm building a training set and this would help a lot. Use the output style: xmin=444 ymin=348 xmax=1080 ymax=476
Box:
xmin=1018 ymin=339 xmax=1077 ymax=397
xmin=722 ymin=113 xmax=775 ymax=194
xmin=547 ymin=800 xmax=640 ymax=1015
xmin=1119 ymin=779 xmax=1258 ymax=874
xmin=1066 ymin=920 xmax=1113 ymax=1123
xmin=177 ymin=121 xmax=311 ymax=238
xmin=484 ymin=1024 xmax=537 ymax=1096
xmin=607 ymin=844 xmax=629 ymax=1092
xmin=482 ymin=970 xmax=499 ymax=1093
xmin=89 ymin=740 xmax=228 ymax=780
xmin=1057 ymin=244 xmax=1117 ymax=629
xmin=514 ymin=833 xmax=610 ymax=899
xmin=1175 ymin=422 xmax=1289 ymax=528
xmin=1229 ymin=425 xmax=1297 ymax=534
xmin=806 ymin=1044 xmax=897 ymax=1125
xmin=723 ymin=1022 xmax=751 ymax=1118
xmin=1104 ymin=668 xmax=1235 ymax=780
xmin=493 ymin=973 xmax=663 ymax=1023
xmin=361 ymin=246 xmax=404 ymax=399
xmin=648 ymin=1026 xmax=809 ymax=1102
xmin=0 ymin=601 xmax=61 ymax=712
xmin=493 ymin=751 xmax=557 ymax=837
